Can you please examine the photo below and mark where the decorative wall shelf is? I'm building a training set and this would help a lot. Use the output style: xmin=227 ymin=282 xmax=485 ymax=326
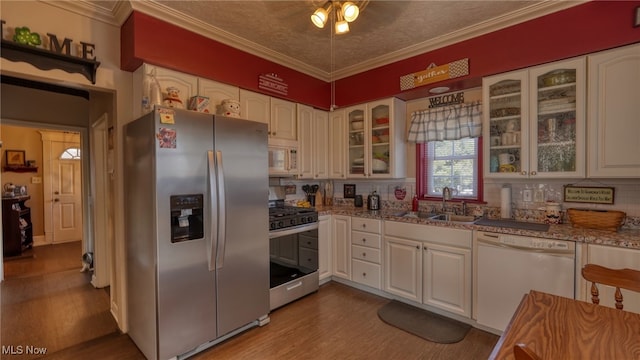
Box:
xmin=0 ymin=40 xmax=100 ymax=84
xmin=3 ymin=166 xmax=38 ymax=173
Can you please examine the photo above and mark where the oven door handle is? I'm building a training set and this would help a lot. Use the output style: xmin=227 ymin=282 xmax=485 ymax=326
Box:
xmin=269 ymin=223 xmax=319 ymax=238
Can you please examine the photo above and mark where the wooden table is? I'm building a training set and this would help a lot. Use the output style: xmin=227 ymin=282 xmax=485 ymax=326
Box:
xmin=489 ymin=290 xmax=640 ymax=359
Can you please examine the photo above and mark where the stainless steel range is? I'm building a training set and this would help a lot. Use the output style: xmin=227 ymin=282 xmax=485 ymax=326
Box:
xmin=268 ymin=186 xmax=319 ymax=310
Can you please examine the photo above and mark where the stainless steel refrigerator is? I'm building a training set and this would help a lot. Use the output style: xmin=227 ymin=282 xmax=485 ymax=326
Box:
xmin=124 ymin=106 xmax=270 ymax=359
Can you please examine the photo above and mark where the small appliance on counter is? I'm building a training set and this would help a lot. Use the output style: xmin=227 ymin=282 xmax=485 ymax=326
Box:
xmin=354 ymin=195 xmax=363 ymax=207
xmin=367 ymin=191 xmax=380 ymax=210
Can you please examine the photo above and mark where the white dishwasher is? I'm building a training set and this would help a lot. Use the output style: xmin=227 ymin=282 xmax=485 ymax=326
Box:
xmin=474 ymin=231 xmax=575 ymax=334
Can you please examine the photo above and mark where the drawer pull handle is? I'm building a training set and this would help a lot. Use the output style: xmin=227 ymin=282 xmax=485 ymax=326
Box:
xmin=362 ymin=238 xmax=366 ymax=242
xmin=362 ymin=272 xmax=367 ymax=277
xmin=362 ymin=224 xmax=366 ymax=228
xmin=362 ymin=253 xmax=366 ymax=257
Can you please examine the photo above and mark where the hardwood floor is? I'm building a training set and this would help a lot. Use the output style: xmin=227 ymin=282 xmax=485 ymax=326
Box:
xmin=192 ymin=282 xmax=499 ymax=360
xmin=2 ymin=244 xmax=499 ymax=359
xmin=2 ymin=242 xmax=119 ymax=360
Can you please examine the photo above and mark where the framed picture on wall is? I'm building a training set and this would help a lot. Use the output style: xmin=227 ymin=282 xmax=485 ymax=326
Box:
xmin=5 ymin=150 xmax=26 ymax=166
xmin=344 ymin=184 xmax=356 ymax=198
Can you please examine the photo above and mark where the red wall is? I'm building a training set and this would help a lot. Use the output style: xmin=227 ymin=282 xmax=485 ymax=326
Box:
xmin=121 ymin=1 xmax=640 ymax=110
xmin=120 ymin=12 xmax=331 ymax=109
xmin=336 ymin=1 xmax=640 ymax=107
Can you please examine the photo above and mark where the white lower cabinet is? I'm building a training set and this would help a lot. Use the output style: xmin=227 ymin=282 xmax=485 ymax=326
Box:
xmin=385 ymin=236 xmax=422 ymax=302
xmin=583 ymin=244 xmax=640 ymax=314
xmin=332 ymin=215 xmax=351 ymax=280
xmin=351 ymin=218 xmax=382 ymax=289
xmin=423 ymin=242 xmax=471 ymax=316
xmin=384 ymin=221 xmax=472 ymax=318
xmin=318 ymin=215 xmax=332 ymax=281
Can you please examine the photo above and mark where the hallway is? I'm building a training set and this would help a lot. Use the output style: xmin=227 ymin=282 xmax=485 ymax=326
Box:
xmin=1 ymin=242 xmax=119 ymax=359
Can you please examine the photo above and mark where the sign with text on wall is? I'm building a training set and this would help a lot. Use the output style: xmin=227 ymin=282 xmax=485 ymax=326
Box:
xmin=259 ymin=73 xmax=288 ymax=96
xmin=563 ymin=185 xmax=615 ymax=204
xmin=400 ymin=58 xmax=469 ymax=91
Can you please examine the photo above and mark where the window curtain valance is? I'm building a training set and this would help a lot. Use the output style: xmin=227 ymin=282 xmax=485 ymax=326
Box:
xmin=407 ymin=101 xmax=482 ymax=143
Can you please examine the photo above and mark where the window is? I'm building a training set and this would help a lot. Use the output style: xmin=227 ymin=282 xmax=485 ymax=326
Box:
xmin=416 ymin=137 xmax=483 ymax=201
xmin=60 ymin=147 xmax=81 ymax=160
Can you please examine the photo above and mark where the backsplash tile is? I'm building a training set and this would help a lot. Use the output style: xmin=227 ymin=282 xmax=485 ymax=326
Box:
xmin=276 ymin=178 xmax=640 ymax=228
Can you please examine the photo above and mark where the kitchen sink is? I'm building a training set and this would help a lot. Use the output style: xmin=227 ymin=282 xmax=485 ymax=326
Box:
xmin=428 ymin=214 xmax=477 ymax=224
xmin=392 ymin=211 xmax=440 ymax=219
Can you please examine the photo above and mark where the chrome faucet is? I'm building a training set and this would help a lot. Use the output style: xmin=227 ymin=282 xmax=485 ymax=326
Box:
xmin=442 ymin=187 xmax=452 ymax=213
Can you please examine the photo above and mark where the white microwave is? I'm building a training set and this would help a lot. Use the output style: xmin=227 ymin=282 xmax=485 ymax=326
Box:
xmin=268 ymin=139 xmax=298 ymax=176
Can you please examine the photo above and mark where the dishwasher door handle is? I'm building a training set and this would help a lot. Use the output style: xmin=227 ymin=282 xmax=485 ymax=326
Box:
xmin=477 ymin=239 xmax=574 ymax=256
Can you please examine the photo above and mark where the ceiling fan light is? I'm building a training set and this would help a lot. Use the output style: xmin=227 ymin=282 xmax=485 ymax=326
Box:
xmin=335 ymin=20 xmax=349 ymax=34
xmin=342 ymin=2 xmax=359 ymax=22
xmin=311 ymin=8 xmax=328 ymax=28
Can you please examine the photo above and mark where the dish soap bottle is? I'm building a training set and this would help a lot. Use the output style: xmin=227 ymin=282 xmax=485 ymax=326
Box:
xmin=412 ymin=194 xmax=419 ymax=212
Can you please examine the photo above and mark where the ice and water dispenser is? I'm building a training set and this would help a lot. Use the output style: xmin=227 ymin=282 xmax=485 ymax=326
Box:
xmin=170 ymin=194 xmax=204 ymax=243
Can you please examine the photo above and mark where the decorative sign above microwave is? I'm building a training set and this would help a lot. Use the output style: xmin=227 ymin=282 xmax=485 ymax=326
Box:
xmin=259 ymin=73 xmax=288 ymax=96
xmin=400 ymin=58 xmax=469 ymax=91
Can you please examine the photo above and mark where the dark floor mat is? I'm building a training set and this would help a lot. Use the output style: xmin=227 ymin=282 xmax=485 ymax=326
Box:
xmin=378 ymin=300 xmax=471 ymax=344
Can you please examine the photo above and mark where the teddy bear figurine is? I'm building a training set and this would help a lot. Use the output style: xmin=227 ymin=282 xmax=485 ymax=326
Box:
xmin=163 ymin=86 xmax=184 ymax=109
xmin=220 ymin=99 xmax=241 ymax=118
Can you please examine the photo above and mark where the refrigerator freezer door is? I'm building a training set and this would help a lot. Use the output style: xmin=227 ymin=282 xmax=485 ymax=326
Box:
xmin=213 ymin=116 xmax=270 ymax=336
xmin=154 ymin=109 xmax=217 ymax=359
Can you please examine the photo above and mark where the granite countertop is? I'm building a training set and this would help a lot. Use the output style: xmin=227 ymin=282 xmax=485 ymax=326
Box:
xmin=316 ymin=206 xmax=640 ymax=250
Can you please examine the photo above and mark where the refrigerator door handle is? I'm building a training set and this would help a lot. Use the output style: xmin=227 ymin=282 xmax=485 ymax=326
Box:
xmin=214 ymin=150 xmax=227 ymax=270
xmin=207 ymin=150 xmax=218 ymax=272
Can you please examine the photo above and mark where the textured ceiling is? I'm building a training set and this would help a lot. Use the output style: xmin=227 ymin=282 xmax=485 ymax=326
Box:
xmin=71 ymin=1 xmax=581 ymax=80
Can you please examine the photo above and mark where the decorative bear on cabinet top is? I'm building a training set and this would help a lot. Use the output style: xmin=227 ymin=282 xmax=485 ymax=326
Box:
xmin=220 ymin=99 xmax=241 ymax=118
xmin=163 ymin=87 xmax=184 ymax=109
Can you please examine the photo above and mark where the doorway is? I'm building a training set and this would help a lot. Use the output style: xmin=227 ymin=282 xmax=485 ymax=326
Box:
xmin=1 ymin=124 xmax=86 ymax=274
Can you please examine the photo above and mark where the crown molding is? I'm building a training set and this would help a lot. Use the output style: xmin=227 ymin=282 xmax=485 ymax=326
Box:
xmin=40 ymin=0 xmax=585 ymax=83
xmin=331 ymin=1 xmax=586 ymax=80
xmin=40 ymin=0 xmax=121 ymax=27
xmin=128 ymin=1 xmax=331 ymax=81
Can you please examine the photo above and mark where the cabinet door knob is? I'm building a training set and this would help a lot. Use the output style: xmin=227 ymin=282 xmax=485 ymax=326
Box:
xmin=272 ymin=132 xmax=276 ymax=136
xmin=423 ymin=246 xmax=428 ymax=250
xmin=362 ymin=238 xmax=366 ymax=242
xmin=362 ymin=252 xmax=366 ymax=257
xmin=531 ymin=171 xmax=537 ymax=176
xmin=521 ymin=171 xmax=527 ymax=176
xmin=362 ymin=224 xmax=366 ymax=228
xmin=416 ymin=245 xmax=420 ymax=249
xmin=54 ymin=198 xmax=60 ymax=202
xmin=54 ymin=191 xmax=60 ymax=195
xmin=362 ymin=272 xmax=367 ymax=277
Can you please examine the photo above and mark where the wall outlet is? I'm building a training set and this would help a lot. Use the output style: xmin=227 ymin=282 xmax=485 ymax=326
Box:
xmin=534 ymin=189 xmax=545 ymax=202
xmin=523 ymin=189 xmax=532 ymax=202
xmin=31 ymin=176 xmax=42 ymax=184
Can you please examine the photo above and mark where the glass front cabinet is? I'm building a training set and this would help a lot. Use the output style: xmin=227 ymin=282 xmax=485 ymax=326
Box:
xmin=483 ymin=57 xmax=585 ymax=178
xmin=346 ymin=98 xmax=406 ymax=179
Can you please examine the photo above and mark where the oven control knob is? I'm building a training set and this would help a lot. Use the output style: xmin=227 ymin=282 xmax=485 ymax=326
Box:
xmin=301 ymin=217 xmax=307 ymax=223
xmin=270 ymin=223 xmax=276 ymax=230
xmin=278 ymin=221 xmax=284 ymax=228
xmin=307 ymin=216 xmax=314 ymax=223
xmin=290 ymin=219 xmax=296 ymax=226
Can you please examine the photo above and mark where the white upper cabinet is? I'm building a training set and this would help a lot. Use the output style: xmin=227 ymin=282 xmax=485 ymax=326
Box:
xmin=197 ymin=78 xmax=239 ymax=115
xmin=483 ymin=57 xmax=586 ymax=179
xmin=346 ymin=98 xmax=406 ymax=179
xmin=297 ymin=105 xmax=328 ymax=179
xmin=329 ymin=109 xmax=347 ymax=179
xmin=587 ymin=43 xmax=640 ymax=178
xmin=270 ymin=98 xmax=297 ymax=141
xmin=239 ymin=89 xmax=270 ymax=125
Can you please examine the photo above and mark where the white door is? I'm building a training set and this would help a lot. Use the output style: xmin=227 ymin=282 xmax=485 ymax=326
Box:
xmin=51 ymin=142 xmax=83 ymax=243
xmin=384 ymin=236 xmax=422 ymax=302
